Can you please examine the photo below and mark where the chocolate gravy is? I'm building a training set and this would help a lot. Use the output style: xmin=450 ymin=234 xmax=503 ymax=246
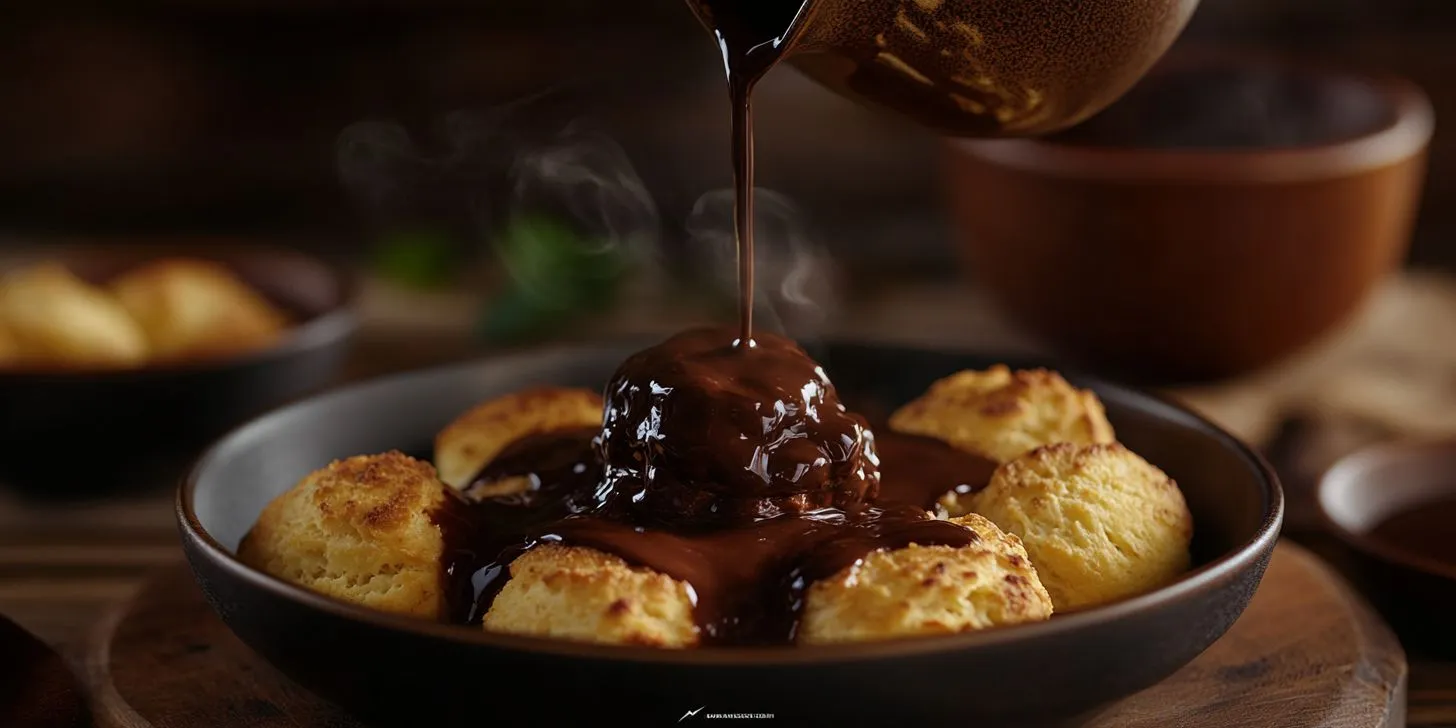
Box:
xmin=435 ymin=329 xmax=998 ymax=644
xmin=597 ymin=327 xmax=878 ymax=525
xmin=873 ymin=431 xmax=999 ymax=513
xmin=1366 ymin=496 xmax=1456 ymax=571
xmin=431 ymin=1 xmax=1001 ymax=646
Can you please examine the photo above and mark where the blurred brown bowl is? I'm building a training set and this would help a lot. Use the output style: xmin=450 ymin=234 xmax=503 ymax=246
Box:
xmin=943 ymin=51 xmax=1434 ymax=385
xmin=0 ymin=242 xmax=356 ymax=494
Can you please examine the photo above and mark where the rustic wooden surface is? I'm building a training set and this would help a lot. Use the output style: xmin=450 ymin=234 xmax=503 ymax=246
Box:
xmin=1087 ymin=544 xmax=1406 ymax=728
xmin=63 ymin=543 xmax=1401 ymax=728
xmin=0 ymin=614 xmax=88 ymax=728
xmin=2 ymin=272 xmax=1455 ymax=726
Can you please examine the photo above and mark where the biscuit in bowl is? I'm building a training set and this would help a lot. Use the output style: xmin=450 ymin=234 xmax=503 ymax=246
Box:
xmin=223 ymin=328 xmax=1204 ymax=654
xmin=799 ymin=513 xmax=1053 ymax=644
xmin=971 ymin=443 xmax=1193 ymax=611
xmin=889 ymin=366 xmax=1116 ymax=464
xmin=238 ymin=451 xmax=448 ymax=618
xmin=0 ymin=263 xmax=149 ymax=369
xmin=434 ymin=387 xmax=604 ymax=491
xmin=482 ymin=544 xmax=700 ymax=647
xmin=109 ymin=258 xmax=289 ymax=362
xmin=0 ymin=319 xmax=19 ymax=365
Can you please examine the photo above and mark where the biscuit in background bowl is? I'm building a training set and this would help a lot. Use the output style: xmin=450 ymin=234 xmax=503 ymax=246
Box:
xmin=0 ymin=319 xmax=18 ymax=365
xmin=0 ymin=263 xmax=149 ymax=369
xmin=110 ymin=258 xmax=291 ymax=364
xmin=0 ymin=243 xmax=355 ymax=494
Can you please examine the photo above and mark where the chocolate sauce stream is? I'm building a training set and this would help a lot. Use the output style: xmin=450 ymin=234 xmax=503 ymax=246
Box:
xmin=685 ymin=0 xmax=817 ymax=344
xmin=730 ymin=82 xmax=755 ymax=343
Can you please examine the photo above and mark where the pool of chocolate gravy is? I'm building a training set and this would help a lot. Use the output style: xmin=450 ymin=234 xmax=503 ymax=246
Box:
xmin=434 ymin=327 xmax=999 ymax=646
xmin=1365 ymin=495 xmax=1456 ymax=572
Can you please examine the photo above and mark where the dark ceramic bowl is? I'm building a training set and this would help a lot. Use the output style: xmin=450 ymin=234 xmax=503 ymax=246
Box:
xmin=0 ymin=244 xmax=356 ymax=494
xmin=943 ymin=50 xmax=1433 ymax=384
xmin=178 ymin=342 xmax=1283 ymax=727
xmin=1317 ymin=442 xmax=1456 ymax=658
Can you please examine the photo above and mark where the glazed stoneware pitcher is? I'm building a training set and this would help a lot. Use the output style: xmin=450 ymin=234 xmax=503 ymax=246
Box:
xmin=694 ymin=0 xmax=1201 ymax=136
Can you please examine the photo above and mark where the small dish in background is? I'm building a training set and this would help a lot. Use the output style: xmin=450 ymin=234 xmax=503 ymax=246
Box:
xmin=0 ymin=242 xmax=357 ymax=495
xmin=1318 ymin=441 xmax=1456 ymax=657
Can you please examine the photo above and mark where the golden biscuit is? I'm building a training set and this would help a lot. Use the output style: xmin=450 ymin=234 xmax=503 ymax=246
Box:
xmin=238 ymin=451 xmax=448 ymax=618
xmin=799 ymin=513 xmax=1053 ymax=644
xmin=0 ymin=319 xmax=19 ymax=366
xmin=889 ymin=366 xmax=1115 ymax=464
xmin=110 ymin=258 xmax=289 ymax=362
xmin=482 ymin=544 xmax=699 ymax=647
xmin=0 ymin=263 xmax=149 ymax=368
xmin=434 ymin=387 xmax=604 ymax=491
xmin=972 ymin=443 xmax=1192 ymax=611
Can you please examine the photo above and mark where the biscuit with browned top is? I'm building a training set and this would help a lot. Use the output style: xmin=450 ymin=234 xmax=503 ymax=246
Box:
xmin=238 ymin=451 xmax=449 ymax=618
xmin=799 ymin=513 xmax=1053 ymax=644
xmin=890 ymin=366 xmax=1116 ymax=515
xmin=434 ymin=387 xmax=604 ymax=491
xmin=482 ymin=544 xmax=700 ymax=647
xmin=889 ymin=366 xmax=1115 ymax=464
xmin=972 ymin=443 xmax=1193 ymax=611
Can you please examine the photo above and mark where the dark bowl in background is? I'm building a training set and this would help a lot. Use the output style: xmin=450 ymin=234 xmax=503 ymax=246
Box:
xmin=1317 ymin=441 xmax=1456 ymax=658
xmin=178 ymin=341 xmax=1283 ymax=728
xmin=943 ymin=50 xmax=1434 ymax=385
xmin=0 ymin=243 xmax=356 ymax=494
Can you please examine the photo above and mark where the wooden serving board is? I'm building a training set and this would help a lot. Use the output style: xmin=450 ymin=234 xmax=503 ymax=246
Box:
xmin=77 ymin=543 xmax=1404 ymax=728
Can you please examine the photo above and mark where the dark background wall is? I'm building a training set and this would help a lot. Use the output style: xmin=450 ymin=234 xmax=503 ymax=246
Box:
xmin=1 ymin=0 xmax=1451 ymax=273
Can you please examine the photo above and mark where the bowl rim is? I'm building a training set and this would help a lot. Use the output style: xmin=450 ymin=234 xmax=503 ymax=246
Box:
xmin=1316 ymin=440 xmax=1456 ymax=583
xmin=946 ymin=49 xmax=1436 ymax=184
xmin=177 ymin=341 xmax=1285 ymax=666
xmin=0 ymin=243 xmax=359 ymax=379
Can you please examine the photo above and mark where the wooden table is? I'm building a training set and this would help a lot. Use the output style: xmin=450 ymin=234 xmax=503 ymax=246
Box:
xmin=3 ymin=274 xmax=1456 ymax=726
